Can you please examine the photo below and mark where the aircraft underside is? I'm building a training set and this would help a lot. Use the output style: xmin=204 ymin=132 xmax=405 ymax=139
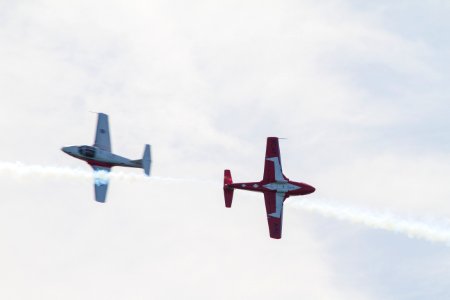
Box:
xmin=62 ymin=113 xmax=151 ymax=203
xmin=223 ymin=137 xmax=315 ymax=239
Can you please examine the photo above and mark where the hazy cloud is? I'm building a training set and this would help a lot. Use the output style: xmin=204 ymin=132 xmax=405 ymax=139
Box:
xmin=1 ymin=0 xmax=449 ymax=299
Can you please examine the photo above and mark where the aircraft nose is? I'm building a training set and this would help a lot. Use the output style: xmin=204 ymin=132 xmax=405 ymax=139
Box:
xmin=305 ymin=184 xmax=316 ymax=194
xmin=61 ymin=147 xmax=69 ymax=154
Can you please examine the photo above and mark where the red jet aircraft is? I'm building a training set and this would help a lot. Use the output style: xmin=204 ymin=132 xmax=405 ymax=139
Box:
xmin=223 ymin=137 xmax=315 ymax=239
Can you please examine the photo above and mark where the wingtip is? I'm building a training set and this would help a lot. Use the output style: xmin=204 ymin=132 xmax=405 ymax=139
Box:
xmin=90 ymin=111 xmax=109 ymax=118
xmin=267 ymin=136 xmax=287 ymax=140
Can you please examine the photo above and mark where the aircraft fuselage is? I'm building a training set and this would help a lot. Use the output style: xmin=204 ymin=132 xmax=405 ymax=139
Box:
xmin=223 ymin=137 xmax=315 ymax=239
xmin=62 ymin=145 xmax=141 ymax=169
xmin=227 ymin=180 xmax=315 ymax=197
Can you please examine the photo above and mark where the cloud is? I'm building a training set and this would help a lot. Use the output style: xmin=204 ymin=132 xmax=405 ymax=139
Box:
xmin=0 ymin=0 xmax=450 ymax=299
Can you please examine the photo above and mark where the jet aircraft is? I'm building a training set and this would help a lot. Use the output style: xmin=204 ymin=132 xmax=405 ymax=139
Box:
xmin=223 ymin=137 xmax=315 ymax=239
xmin=62 ymin=113 xmax=151 ymax=203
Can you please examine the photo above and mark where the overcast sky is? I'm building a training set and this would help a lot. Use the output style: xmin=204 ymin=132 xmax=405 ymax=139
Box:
xmin=1 ymin=1 xmax=450 ymax=299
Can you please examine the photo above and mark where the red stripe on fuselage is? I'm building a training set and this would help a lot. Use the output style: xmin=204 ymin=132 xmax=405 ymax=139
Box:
xmin=229 ymin=181 xmax=315 ymax=196
xmin=85 ymin=159 xmax=114 ymax=168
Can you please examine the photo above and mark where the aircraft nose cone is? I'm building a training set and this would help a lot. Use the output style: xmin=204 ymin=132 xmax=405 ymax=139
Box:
xmin=61 ymin=147 xmax=69 ymax=154
xmin=304 ymin=184 xmax=315 ymax=194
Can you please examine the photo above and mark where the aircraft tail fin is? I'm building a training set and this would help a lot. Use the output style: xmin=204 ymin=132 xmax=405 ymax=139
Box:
xmin=142 ymin=144 xmax=151 ymax=176
xmin=223 ymin=169 xmax=234 ymax=208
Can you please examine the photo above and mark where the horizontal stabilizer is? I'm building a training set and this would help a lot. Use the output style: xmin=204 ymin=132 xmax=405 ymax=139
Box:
xmin=223 ymin=169 xmax=234 ymax=208
xmin=143 ymin=144 xmax=151 ymax=176
xmin=224 ymin=169 xmax=233 ymax=185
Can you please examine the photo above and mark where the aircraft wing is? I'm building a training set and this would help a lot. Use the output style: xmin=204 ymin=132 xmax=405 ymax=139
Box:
xmin=263 ymin=191 xmax=287 ymax=239
xmin=92 ymin=165 xmax=111 ymax=203
xmin=94 ymin=113 xmax=111 ymax=152
xmin=263 ymin=137 xmax=287 ymax=182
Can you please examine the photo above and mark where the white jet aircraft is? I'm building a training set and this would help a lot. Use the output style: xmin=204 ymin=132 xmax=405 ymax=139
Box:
xmin=62 ymin=113 xmax=151 ymax=202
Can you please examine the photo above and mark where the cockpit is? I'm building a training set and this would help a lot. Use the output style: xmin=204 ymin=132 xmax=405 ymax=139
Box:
xmin=78 ymin=146 xmax=96 ymax=158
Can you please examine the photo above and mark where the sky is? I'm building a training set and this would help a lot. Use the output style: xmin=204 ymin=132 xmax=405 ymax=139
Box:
xmin=1 ymin=0 xmax=450 ymax=299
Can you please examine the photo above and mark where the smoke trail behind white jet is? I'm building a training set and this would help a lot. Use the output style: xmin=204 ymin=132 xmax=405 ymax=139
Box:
xmin=0 ymin=161 xmax=209 ymax=183
xmin=289 ymin=199 xmax=450 ymax=245
xmin=3 ymin=161 xmax=448 ymax=245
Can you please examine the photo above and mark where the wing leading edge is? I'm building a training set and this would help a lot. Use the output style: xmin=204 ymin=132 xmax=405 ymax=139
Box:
xmin=263 ymin=191 xmax=287 ymax=239
xmin=94 ymin=113 xmax=111 ymax=152
xmin=92 ymin=165 xmax=111 ymax=203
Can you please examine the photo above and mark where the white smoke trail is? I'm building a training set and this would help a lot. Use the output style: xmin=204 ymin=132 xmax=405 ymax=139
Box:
xmin=6 ymin=161 xmax=448 ymax=244
xmin=0 ymin=161 xmax=213 ymax=184
xmin=289 ymin=199 xmax=450 ymax=245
